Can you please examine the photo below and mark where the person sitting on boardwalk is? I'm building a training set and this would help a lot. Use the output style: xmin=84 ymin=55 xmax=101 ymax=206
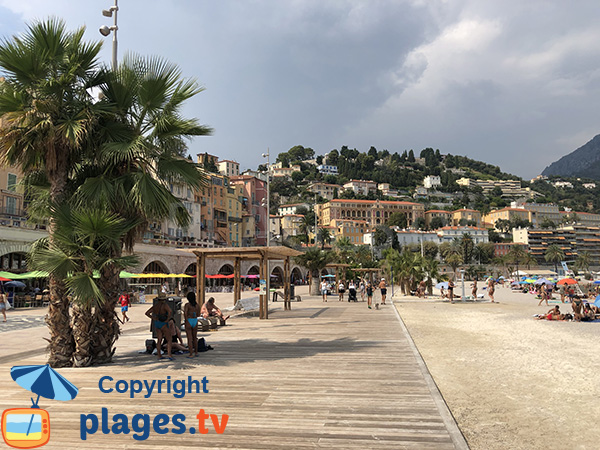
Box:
xmin=201 ymin=297 xmax=230 ymax=321
xmin=184 ymin=291 xmax=201 ymax=357
xmin=162 ymin=318 xmax=188 ymax=353
xmin=145 ymin=296 xmax=173 ymax=360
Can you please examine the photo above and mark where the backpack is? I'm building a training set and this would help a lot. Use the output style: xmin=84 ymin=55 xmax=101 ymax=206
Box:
xmin=197 ymin=337 xmax=214 ymax=352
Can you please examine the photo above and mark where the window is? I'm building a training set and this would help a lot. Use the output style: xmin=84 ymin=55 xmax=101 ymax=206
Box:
xmin=6 ymin=197 xmax=16 ymax=215
xmin=7 ymin=174 xmax=17 ymax=192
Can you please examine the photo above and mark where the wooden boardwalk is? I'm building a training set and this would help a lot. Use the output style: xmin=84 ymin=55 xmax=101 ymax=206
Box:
xmin=0 ymin=296 xmax=468 ymax=449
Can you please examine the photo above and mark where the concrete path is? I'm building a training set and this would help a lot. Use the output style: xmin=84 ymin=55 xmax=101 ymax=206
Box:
xmin=0 ymin=295 xmax=468 ymax=449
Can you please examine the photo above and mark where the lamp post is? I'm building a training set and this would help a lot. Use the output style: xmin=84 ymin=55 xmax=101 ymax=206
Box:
xmin=99 ymin=0 xmax=119 ymax=70
xmin=262 ymin=149 xmax=270 ymax=306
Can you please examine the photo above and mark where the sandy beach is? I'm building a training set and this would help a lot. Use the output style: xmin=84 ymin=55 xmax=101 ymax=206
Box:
xmin=393 ymin=284 xmax=600 ymax=450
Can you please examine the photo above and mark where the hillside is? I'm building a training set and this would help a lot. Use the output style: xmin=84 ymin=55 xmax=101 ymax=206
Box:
xmin=542 ymin=134 xmax=600 ymax=179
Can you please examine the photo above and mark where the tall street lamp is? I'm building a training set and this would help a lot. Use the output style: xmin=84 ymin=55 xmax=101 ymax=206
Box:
xmin=99 ymin=0 xmax=119 ymax=70
xmin=262 ymin=149 xmax=271 ymax=305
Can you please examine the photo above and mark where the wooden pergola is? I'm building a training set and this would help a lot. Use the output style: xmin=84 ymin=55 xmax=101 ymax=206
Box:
xmin=324 ymin=263 xmax=351 ymax=284
xmin=351 ymin=268 xmax=383 ymax=284
xmin=189 ymin=246 xmax=303 ymax=319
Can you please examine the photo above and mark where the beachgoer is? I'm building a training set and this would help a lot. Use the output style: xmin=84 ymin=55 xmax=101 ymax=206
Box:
xmin=448 ymin=279 xmax=455 ymax=303
xmin=163 ymin=318 xmax=188 ymax=353
xmin=488 ymin=278 xmax=496 ymax=303
xmin=161 ymin=282 xmax=169 ymax=295
xmin=145 ymin=297 xmax=173 ymax=360
xmin=348 ymin=280 xmax=356 ymax=302
xmin=418 ymin=280 xmax=426 ymax=298
xmin=359 ymin=280 xmax=366 ymax=301
xmin=538 ymin=284 xmax=549 ymax=306
xmin=379 ymin=278 xmax=387 ymax=305
xmin=338 ymin=281 xmax=345 ymax=301
xmin=559 ymin=284 xmax=566 ymax=303
xmin=184 ymin=292 xmax=201 ymax=357
xmin=0 ymin=291 xmax=7 ymax=322
xmin=119 ymin=291 xmax=130 ymax=323
xmin=201 ymin=297 xmax=230 ymax=321
xmin=440 ymin=286 xmax=446 ymax=299
xmin=471 ymin=280 xmax=478 ymax=299
xmin=321 ymin=280 xmax=328 ymax=302
xmin=366 ymin=282 xmax=373 ymax=309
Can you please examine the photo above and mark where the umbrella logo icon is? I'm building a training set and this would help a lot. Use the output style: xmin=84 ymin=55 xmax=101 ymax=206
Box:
xmin=1 ymin=365 xmax=78 ymax=449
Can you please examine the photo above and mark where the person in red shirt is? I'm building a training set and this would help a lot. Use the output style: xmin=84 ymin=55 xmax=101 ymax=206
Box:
xmin=119 ymin=291 xmax=131 ymax=323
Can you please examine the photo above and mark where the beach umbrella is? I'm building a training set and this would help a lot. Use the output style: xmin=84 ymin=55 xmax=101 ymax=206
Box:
xmin=4 ymin=280 xmax=26 ymax=288
xmin=435 ymin=281 xmax=449 ymax=289
xmin=593 ymin=280 xmax=600 ymax=284
xmin=594 ymin=295 xmax=600 ymax=309
xmin=557 ymin=278 xmax=577 ymax=285
xmin=11 ymin=364 xmax=79 ymax=435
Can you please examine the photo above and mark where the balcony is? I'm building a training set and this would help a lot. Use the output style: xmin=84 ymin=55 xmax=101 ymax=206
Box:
xmin=0 ymin=206 xmax=25 ymax=217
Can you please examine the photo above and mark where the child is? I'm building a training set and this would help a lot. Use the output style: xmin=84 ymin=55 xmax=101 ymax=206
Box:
xmin=119 ymin=291 xmax=130 ymax=323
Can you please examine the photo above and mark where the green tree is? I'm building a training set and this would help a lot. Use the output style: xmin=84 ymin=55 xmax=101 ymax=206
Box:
xmin=387 ymin=212 xmax=408 ymax=228
xmin=73 ymin=54 xmax=211 ymax=364
xmin=505 ymin=245 xmax=528 ymax=279
xmin=317 ymin=228 xmax=332 ymax=249
xmin=460 ymin=234 xmax=474 ymax=265
xmin=295 ymin=248 xmax=332 ymax=295
xmin=28 ymin=205 xmax=139 ymax=366
xmin=544 ymin=244 xmax=565 ymax=275
xmin=0 ymin=19 xmax=104 ymax=367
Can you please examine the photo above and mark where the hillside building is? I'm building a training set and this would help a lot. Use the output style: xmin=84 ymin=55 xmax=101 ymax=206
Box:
xmin=317 ymin=199 xmax=425 ymax=228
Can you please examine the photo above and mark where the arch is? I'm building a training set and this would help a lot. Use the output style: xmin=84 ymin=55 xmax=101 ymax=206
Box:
xmin=0 ymin=251 xmax=28 ymax=272
xmin=247 ymin=265 xmax=259 ymax=276
xmin=143 ymin=260 xmax=169 ymax=273
xmin=184 ymin=263 xmax=197 ymax=276
xmin=291 ymin=267 xmax=303 ymax=283
xmin=320 ymin=268 xmax=330 ymax=276
xmin=218 ymin=264 xmax=234 ymax=275
xmin=270 ymin=266 xmax=284 ymax=287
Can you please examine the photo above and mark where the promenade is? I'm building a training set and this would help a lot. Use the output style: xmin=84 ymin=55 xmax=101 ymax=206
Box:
xmin=0 ymin=291 xmax=468 ymax=449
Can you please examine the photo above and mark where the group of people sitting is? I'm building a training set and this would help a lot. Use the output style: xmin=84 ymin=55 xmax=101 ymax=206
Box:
xmin=535 ymin=302 xmax=600 ymax=321
xmin=145 ymin=293 xmax=228 ymax=360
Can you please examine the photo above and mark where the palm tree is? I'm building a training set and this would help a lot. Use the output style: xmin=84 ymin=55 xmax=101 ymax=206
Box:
xmin=575 ymin=251 xmax=591 ymax=275
xmin=295 ymin=248 xmax=332 ymax=295
xmin=317 ymin=228 xmax=332 ymax=250
xmin=443 ymin=240 xmax=463 ymax=279
xmin=0 ymin=19 xmax=103 ymax=367
xmin=544 ymin=244 xmax=565 ymax=276
xmin=28 ymin=204 xmax=139 ymax=367
xmin=421 ymin=257 xmax=441 ymax=295
xmin=72 ymin=54 xmax=212 ymax=363
xmin=505 ymin=244 xmax=528 ymax=279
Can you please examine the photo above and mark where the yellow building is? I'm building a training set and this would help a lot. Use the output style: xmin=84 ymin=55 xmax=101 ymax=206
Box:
xmin=281 ymin=214 xmax=304 ymax=239
xmin=453 ymin=208 xmax=482 ymax=227
xmin=226 ymin=182 xmax=244 ymax=247
xmin=331 ymin=219 xmax=367 ymax=245
xmin=318 ymin=199 xmax=425 ymax=228
xmin=484 ymin=207 xmax=532 ymax=229
xmin=0 ymin=165 xmax=26 ymax=228
xmin=425 ymin=210 xmax=453 ymax=228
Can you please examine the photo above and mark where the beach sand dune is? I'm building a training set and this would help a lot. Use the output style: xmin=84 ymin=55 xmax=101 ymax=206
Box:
xmin=395 ymin=286 xmax=600 ymax=450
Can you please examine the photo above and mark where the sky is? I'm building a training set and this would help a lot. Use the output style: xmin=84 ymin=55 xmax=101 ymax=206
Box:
xmin=1 ymin=0 xmax=600 ymax=179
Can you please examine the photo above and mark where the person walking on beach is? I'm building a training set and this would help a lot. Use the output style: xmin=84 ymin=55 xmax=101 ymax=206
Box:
xmin=359 ymin=279 xmax=366 ymax=301
xmin=379 ymin=278 xmax=387 ymax=305
xmin=321 ymin=279 xmax=329 ymax=302
xmin=448 ymin=279 xmax=455 ymax=303
xmin=471 ymin=280 xmax=478 ymax=299
xmin=119 ymin=291 xmax=130 ymax=323
xmin=538 ymin=283 xmax=549 ymax=306
xmin=0 ymin=290 xmax=7 ymax=322
xmin=366 ymin=281 xmax=373 ymax=309
xmin=487 ymin=278 xmax=496 ymax=303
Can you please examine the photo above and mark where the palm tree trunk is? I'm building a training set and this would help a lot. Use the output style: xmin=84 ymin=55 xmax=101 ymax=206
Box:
xmin=46 ymin=275 xmax=74 ymax=367
xmin=310 ymin=270 xmax=320 ymax=296
xmin=92 ymin=263 xmax=122 ymax=365
xmin=72 ymin=304 xmax=94 ymax=367
xmin=46 ymin=166 xmax=74 ymax=367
